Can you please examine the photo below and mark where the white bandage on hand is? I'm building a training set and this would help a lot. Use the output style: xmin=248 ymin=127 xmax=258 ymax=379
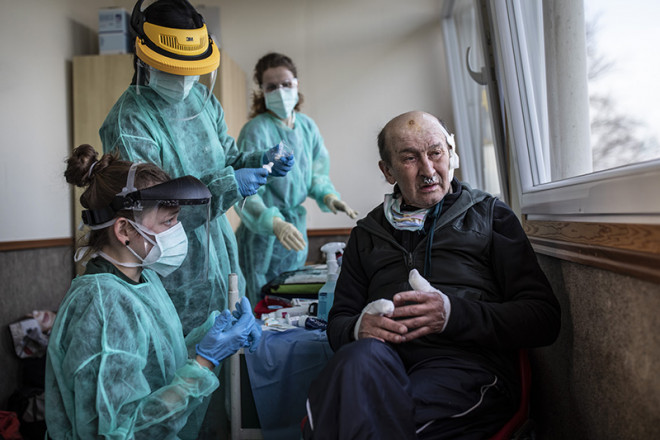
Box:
xmin=408 ymin=269 xmax=451 ymax=332
xmin=353 ymin=299 xmax=395 ymax=341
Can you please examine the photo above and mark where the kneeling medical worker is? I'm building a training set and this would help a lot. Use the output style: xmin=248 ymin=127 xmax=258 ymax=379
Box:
xmin=45 ymin=144 xmax=261 ymax=439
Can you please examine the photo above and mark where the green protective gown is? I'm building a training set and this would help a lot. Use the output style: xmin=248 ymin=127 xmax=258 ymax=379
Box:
xmin=45 ymin=265 xmax=219 ymax=439
xmin=100 ymin=84 xmax=264 ymax=335
xmin=235 ymin=112 xmax=339 ymax=303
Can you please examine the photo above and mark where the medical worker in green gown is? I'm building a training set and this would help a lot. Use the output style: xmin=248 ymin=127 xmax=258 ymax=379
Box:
xmin=235 ymin=53 xmax=358 ymax=303
xmin=100 ymin=0 xmax=293 ymax=335
xmin=45 ymin=144 xmax=261 ymax=439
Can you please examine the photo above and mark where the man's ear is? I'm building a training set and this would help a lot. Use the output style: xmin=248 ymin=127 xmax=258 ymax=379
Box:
xmin=378 ymin=160 xmax=396 ymax=185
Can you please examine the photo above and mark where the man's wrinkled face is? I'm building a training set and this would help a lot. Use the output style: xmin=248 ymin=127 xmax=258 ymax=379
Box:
xmin=379 ymin=114 xmax=452 ymax=209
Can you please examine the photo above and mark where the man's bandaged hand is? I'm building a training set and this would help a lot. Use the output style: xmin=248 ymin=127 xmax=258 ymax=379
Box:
xmin=363 ymin=299 xmax=395 ymax=316
xmin=352 ymin=271 xmax=451 ymax=343
xmin=387 ymin=270 xmax=451 ymax=340
xmin=354 ymin=299 xmax=407 ymax=343
xmin=409 ymin=268 xmax=442 ymax=294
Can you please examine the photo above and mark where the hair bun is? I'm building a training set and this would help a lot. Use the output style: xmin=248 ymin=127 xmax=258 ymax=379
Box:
xmin=64 ymin=144 xmax=99 ymax=187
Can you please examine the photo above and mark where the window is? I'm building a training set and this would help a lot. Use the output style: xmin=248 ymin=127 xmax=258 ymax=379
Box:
xmin=443 ymin=0 xmax=660 ymax=282
xmin=488 ymin=0 xmax=660 ymax=223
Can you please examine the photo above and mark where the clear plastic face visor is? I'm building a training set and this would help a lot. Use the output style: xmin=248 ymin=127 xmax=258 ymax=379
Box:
xmin=82 ymin=165 xmax=212 ymax=280
xmin=121 ymin=168 xmax=212 ymax=281
xmin=136 ymin=58 xmax=218 ymax=122
xmin=131 ymin=198 xmax=212 ymax=281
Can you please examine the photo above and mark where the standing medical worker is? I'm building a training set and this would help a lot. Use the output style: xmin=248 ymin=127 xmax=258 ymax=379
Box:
xmin=100 ymin=0 xmax=293 ymax=335
xmin=235 ymin=52 xmax=358 ymax=303
xmin=46 ymin=144 xmax=261 ymax=439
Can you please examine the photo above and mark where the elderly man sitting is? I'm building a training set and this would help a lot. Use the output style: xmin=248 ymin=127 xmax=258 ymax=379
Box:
xmin=304 ymin=111 xmax=560 ymax=439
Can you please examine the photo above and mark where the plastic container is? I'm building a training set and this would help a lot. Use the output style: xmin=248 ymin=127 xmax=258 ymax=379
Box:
xmin=291 ymin=314 xmax=327 ymax=330
xmin=275 ymin=305 xmax=309 ymax=319
xmin=316 ymin=242 xmax=345 ymax=321
xmin=316 ymin=273 xmax=337 ymax=321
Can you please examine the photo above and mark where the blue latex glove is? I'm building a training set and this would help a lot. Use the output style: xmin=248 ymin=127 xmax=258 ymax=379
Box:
xmin=231 ymin=297 xmax=262 ymax=353
xmin=235 ymin=167 xmax=268 ymax=197
xmin=271 ymin=154 xmax=294 ymax=177
xmin=263 ymin=143 xmax=295 ymax=177
xmin=196 ymin=308 xmax=252 ymax=366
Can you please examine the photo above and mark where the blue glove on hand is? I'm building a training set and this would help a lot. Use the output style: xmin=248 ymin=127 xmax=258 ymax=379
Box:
xmin=271 ymin=154 xmax=294 ymax=177
xmin=196 ymin=309 xmax=251 ymax=366
xmin=263 ymin=143 xmax=295 ymax=177
xmin=235 ymin=168 xmax=268 ymax=197
xmin=231 ymin=297 xmax=262 ymax=353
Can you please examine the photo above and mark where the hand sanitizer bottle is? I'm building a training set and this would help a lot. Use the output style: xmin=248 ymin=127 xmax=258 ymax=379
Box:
xmin=317 ymin=242 xmax=345 ymax=321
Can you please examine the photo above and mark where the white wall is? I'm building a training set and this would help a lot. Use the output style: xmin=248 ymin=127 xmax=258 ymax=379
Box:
xmin=214 ymin=0 xmax=451 ymax=228
xmin=0 ymin=0 xmax=452 ymax=242
xmin=0 ymin=0 xmax=101 ymax=242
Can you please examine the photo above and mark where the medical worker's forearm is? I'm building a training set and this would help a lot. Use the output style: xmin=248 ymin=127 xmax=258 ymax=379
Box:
xmin=203 ymin=168 xmax=243 ymax=215
xmin=196 ymin=355 xmax=215 ymax=369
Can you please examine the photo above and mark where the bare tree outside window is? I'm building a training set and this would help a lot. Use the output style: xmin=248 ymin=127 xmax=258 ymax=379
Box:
xmin=586 ymin=9 xmax=660 ymax=171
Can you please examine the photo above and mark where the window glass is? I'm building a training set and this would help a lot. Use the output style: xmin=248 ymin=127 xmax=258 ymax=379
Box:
xmin=442 ymin=0 xmax=502 ymax=198
xmin=584 ymin=0 xmax=660 ymax=172
xmin=491 ymin=0 xmax=660 ymax=186
xmin=484 ymin=0 xmax=660 ymax=220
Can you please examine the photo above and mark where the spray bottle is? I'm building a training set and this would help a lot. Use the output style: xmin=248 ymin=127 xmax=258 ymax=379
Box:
xmin=316 ymin=242 xmax=346 ymax=321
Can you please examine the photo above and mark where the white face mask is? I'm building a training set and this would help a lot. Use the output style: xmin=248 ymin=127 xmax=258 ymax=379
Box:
xmin=149 ymin=69 xmax=200 ymax=103
xmin=125 ymin=220 xmax=189 ymax=277
xmin=383 ymin=193 xmax=430 ymax=231
xmin=265 ymin=87 xmax=299 ymax=119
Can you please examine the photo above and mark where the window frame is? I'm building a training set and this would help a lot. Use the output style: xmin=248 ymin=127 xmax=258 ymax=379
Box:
xmin=481 ymin=0 xmax=660 ymax=282
xmin=441 ymin=0 xmax=510 ymax=203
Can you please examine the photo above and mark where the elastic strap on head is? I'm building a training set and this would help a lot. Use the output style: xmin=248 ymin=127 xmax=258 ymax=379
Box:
xmin=81 ymin=162 xmax=144 ymax=229
xmin=118 ymin=162 xmax=140 ymax=197
xmin=87 ymin=160 xmax=98 ymax=179
xmin=87 ymin=218 xmax=117 ymax=231
xmin=74 ymin=246 xmax=90 ymax=263
xmin=126 ymin=218 xmax=158 ymax=248
xmin=97 ymin=250 xmax=144 ymax=269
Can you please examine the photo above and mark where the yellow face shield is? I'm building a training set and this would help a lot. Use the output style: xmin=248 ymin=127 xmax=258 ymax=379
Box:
xmin=135 ymin=22 xmax=220 ymax=76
